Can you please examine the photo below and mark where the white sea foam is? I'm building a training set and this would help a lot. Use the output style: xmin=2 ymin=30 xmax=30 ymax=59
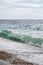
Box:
xmin=0 ymin=20 xmax=43 ymax=65
xmin=0 ymin=38 xmax=43 ymax=65
xmin=10 ymin=29 xmax=43 ymax=38
xmin=0 ymin=20 xmax=43 ymax=39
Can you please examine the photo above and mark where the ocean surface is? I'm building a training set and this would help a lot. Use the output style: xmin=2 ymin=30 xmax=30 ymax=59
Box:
xmin=0 ymin=20 xmax=43 ymax=45
xmin=0 ymin=20 xmax=43 ymax=37
xmin=0 ymin=20 xmax=43 ymax=65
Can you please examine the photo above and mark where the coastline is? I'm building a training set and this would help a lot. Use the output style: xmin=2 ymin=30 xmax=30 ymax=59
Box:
xmin=0 ymin=37 xmax=43 ymax=65
xmin=0 ymin=51 xmax=34 ymax=65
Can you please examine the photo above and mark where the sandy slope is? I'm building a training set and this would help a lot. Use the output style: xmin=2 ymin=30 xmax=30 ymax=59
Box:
xmin=0 ymin=51 xmax=33 ymax=65
xmin=0 ymin=38 xmax=43 ymax=65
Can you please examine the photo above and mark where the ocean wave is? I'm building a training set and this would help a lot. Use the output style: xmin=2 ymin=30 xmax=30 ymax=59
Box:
xmin=0 ymin=30 xmax=25 ymax=43
xmin=0 ymin=30 xmax=43 ymax=46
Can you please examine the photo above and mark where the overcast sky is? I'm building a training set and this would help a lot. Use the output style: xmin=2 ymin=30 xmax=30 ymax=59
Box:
xmin=0 ymin=0 xmax=43 ymax=19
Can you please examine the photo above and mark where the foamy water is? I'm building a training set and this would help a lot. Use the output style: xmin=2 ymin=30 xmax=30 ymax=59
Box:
xmin=10 ymin=30 xmax=43 ymax=38
xmin=0 ymin=20 xmax=43 ymax=39
xmin=0 ymin=38 xmax=43 ymax=65
xmin=0 ymin=20 xmax=43 ymax=65
xmin=0 ymin=60 xmax=11 ymax=65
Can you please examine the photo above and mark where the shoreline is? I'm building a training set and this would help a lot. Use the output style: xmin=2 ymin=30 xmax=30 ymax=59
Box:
xmin=0 ymin=51 xmax=34 ymax=65
xmin=0 ymin=37 xmax=43 ymax=65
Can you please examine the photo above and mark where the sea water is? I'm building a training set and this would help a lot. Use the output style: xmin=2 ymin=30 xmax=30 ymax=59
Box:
xmin=0 ymin=19 xmax=43 ymax=38
xmin=0 ymin=20 xmax=43 ymax=65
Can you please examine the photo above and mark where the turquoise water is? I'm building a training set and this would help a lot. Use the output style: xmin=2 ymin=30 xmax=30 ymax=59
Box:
xmin=0 ymin=30 xmax=43 ymax=45
xmin=0 ymin=20 xmax=43 ymax=45
xmin=0 ymin=20 xmax=43 ymax=65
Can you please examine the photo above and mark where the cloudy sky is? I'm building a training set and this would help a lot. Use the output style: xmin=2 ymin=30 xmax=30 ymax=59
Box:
xmin=0 ymin=0 xmax=43 ymax=19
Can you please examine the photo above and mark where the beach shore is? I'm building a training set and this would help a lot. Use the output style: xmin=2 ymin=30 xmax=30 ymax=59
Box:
xmin=0 ymin=38 xmax=43 ymax=65
xmin=0 ymin=51 xmax=34 ymax=65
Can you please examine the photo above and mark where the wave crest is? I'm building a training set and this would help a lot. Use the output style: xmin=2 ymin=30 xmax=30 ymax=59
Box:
xmin=0 ymin=30 xmax=25 ymax=43
xmin=0 ymin=30 xmax=43 ymax=46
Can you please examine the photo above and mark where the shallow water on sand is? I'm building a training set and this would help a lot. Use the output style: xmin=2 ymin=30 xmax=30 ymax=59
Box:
xmin=0 ymin=38 xmax=43 ymax=65
xmin=0 ymin=60 xmax=11 ymax=65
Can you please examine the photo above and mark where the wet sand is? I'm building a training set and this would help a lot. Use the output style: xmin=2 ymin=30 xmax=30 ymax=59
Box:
xmin=0 ymin=38 xmax=43 ymax=65
xmin=0 ymin=51 xmax=34 ymax=65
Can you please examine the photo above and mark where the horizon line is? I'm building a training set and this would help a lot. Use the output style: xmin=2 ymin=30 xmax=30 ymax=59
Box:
xmin=0 ymin=19 xmax=43 ymax=20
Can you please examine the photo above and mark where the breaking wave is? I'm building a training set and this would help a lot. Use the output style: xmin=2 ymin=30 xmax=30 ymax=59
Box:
xmin=0 ymin=30 xmax=43 ymax=46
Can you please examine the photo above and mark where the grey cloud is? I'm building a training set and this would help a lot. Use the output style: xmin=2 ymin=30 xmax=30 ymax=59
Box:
xmin=11 ymin=3 xmax=43 ymax=8
xmin=0 ymin=0 xmax=43 ymax=19
xmin=0 ymin=0 xmax=43 ymax=9
xmin=18 ymin=0 xmax=43 ymax=4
